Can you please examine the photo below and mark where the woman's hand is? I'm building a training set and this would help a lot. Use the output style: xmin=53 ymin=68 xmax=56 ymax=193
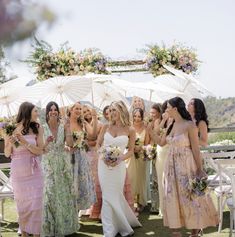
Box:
xmin=4 ymin=135 xmax=16 ymax=147
xmin=46 ymin=135 xmax=54 ymax=143
xmin=64 ymin=145 xmax=75 ymax=153
xmin=14 ymin=133 xmax=27 ymax=146
xmin=196 ymin=169 xmax=208 ymax=179
xmin=64 ymin=117 xmax=71 ymax=131
xmin=91 ymin=108 xmax=97 ymax=118
xmin=162 ymin=112 xmax=169 ymax=122
xmin=134 ymin=146 xmax=141 ymax=153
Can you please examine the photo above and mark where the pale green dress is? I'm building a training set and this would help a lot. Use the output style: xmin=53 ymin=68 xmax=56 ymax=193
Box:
xmin=41 ymin=123 xmax=78 ymax=237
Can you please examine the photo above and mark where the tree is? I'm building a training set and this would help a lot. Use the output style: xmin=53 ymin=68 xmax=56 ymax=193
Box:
xmin=0 ymin=46 xmax=17 ymax=84
xmin=0 ymin=1 xmax=56 ymax=83
xmin=0 ymin=0 xmax=55 ymax=45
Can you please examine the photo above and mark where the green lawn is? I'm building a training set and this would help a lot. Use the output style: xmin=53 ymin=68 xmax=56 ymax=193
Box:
xmin=1 ymin=199 xmax=231 ymax=237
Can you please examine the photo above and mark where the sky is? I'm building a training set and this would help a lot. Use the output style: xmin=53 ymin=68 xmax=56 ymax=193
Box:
xmin=6 ymin=0 xmax=235 ymax=98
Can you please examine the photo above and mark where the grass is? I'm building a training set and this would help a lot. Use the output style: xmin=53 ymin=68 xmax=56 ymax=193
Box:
xmin=0 ymin=198 xmax=231 ymax=237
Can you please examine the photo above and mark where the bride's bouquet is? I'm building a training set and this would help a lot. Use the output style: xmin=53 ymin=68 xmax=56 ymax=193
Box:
xmin=99 ymin=145 xmax=122 ymax=167
xmin=143 ymin=144 xmax=157 ymax=161
xmin=72 ymin=131 xmax=89 ymax=151
xmin=188 ymin=176 xmax=208 ymax=200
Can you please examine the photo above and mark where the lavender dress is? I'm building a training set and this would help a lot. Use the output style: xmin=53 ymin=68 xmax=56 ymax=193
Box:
xmin=10 ymin=134 xmax=43 ymax=235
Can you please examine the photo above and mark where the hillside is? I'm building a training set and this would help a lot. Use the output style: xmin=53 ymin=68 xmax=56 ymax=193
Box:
xmin=204 ymin=97 xmax=235 ymax=128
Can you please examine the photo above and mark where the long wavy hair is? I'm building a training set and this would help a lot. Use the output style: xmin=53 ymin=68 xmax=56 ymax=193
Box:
xmin=16 ymin=102 xmax=39 ymax=135
xmin=67 ymin=102 xmax=83 ymax=126
xmin=110 ymin=101 xmax=130 ymax=126
xmin=192 ymin=98 xmax=209 ymax=130
xmin=45 ymin=101 xmax=60 ymax=124
xmin=82 ymin=104 xmax=92 ymax=122
xmin=167 ymin=97 xmax=192 ymax=135
xmin=130 ymin=96 xmax=145 ymax=113
xmin=151 ymin=103 xmax=162 ymax=119
xmin=161 ymin=100 xmax=168 ymax=128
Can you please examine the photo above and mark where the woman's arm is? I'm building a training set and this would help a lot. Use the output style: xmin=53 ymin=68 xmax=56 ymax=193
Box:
xmin=144 ymin=123 xmax=152 ymax=145
xmin=16 ymin=127 xmax=44 ymax=155
xmin=90 ymin=109 xmax=98 ymax=139
xmin=153 ymin=118 xmax=174 ymax=146
xmin=4 ymin=135 xmax=15 ymax=157
xmin=122 ymin=127 xmax=135 ymax=160
xmin=188 ymin=122 xmax=202 ymax=172
xmin=64 ymin=119 xmax=73 ymax=147
xmin=95 ymin=124 xmax=108 ymax=150
xmin=198 ymin=120 xmax=208 ymax=147
xmin=84 ymin=120 xmax=96 ymax=140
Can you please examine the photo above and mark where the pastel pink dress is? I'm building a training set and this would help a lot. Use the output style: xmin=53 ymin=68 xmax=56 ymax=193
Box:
xmin=10 ymin=134 xmax=43 ymax=235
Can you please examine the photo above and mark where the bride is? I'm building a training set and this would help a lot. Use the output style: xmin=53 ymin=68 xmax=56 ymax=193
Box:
xmin=97 ymin=101 xmax=141 ymax=237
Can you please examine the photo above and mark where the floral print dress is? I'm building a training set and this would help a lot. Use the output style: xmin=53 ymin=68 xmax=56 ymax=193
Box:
xmin=71 ymin=130 xmax=96 ymax=210
xmin=163 ymin=132 xmax=219 ymax=229
xmin=41 ymin=124 xmax=78 ymax=237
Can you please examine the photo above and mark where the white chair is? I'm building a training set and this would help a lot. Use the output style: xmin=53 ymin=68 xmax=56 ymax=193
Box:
xmin=219 ymin=161 xmax=235 ymax=237
xmin=0 ymin=163 xmax=14 ymax=220
xmin=214 ymin=159 xmax=235 ymax=236
xmin=202 ymin=151 xmax=235 ymax=232
xmin=202 ymin=151 xmax=235 ymax=187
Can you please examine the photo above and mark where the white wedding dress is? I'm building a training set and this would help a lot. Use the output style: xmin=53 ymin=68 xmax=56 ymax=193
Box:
xmin=98 ymin=132 xmax=141 ymax=237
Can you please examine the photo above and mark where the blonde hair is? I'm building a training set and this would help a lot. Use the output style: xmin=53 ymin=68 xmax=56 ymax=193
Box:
xmin=82 ymin=104 xmax=91 ymax=112
xmin=67 ymin=101 xmax=81 ymax=117
xmin=67 ymin=102 xmax=84 ymax=126
xmin=110 ymin=101 xmax=130 ymax=126
xmin=130 ymin=96 xmax=145 ymax=113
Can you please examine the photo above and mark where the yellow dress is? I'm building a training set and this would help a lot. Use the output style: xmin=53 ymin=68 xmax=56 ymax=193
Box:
xmin=126 ymin=130 xmax=148 ymax=206
xmin=163 ymin=133 xmax=219 ymax=229
xmin=156 ymin=144 xmax=169 ymax=215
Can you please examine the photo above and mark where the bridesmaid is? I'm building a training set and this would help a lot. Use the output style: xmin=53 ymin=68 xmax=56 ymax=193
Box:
xmin=155 ymin=100 xmax=174 ymax=216
xmin=82 ymin=104 xmax=103 ymax=219
xmin=155 ymin=97 xmax=218 ymax=237
xmin=4 ymin=102 xmax=44 ymax=237
xmin=68 ymin=102 xmax=96 ymax=211
xmin=126 ymin=108 xmax=148 ymax=211
xmin=187 ymin=98 xmax=209 ymax=147
xmin=41 ymin=101 xmax=78 ymax=236
xmin=102 ymin=105 xmax=110 ymax=124
xmin=145 ymin=103 xmax=162 ymax=213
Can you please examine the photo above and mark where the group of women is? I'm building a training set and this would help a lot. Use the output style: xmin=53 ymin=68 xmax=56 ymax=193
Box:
xmin=4 ymin=96 xmax=219 ymax=237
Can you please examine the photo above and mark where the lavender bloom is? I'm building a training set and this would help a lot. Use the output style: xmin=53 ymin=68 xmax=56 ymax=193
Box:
xmin=0 ymin=122 xmax=7 ymax=128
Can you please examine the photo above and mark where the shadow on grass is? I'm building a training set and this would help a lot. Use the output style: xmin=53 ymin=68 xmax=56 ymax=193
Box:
xmin=1 ymin=220 xmax=18 ymax=233
xmin=71 ymin=209 xmax=230 ymax=237
xmin=1 ymin=207 xmax=230 ymax=237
